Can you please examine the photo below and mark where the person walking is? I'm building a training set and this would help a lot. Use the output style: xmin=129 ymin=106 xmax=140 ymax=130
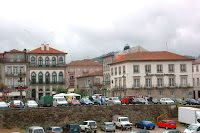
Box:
xmin=145 ymin=96 xmax=148 ymax=105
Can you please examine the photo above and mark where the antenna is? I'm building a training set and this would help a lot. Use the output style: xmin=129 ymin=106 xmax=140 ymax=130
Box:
xmin=166 ymin=42 xmax=168 ymax=51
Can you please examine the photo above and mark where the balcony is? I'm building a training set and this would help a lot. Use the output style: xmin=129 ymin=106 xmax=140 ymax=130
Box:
xmin=93 ymin=82 xmax=102 ymax=86
xmin=28 ymin=64 xmax=66 ymax=68
xmin=30 ymin=81 xmax=65 ymax=85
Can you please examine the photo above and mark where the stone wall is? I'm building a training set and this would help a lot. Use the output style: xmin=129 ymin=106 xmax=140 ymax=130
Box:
xmin=0 ymin=105 xmax=177 ymax=129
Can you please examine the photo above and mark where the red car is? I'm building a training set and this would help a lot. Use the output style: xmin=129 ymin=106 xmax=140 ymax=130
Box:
xmin=121 ymin=96 xmax=134 ymax=104
xmin=156 ymin=119 xmax=176 ymax=129
xmin=69 ymin=100 xmax=81 ymax=106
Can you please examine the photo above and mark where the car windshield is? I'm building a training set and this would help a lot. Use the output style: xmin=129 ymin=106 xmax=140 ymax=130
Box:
xmin=15 ymin=101 xmax=21 ymax=104
xmin=187 ymin=124 xmax=198 ymax=130
xmin=0 ymin=102 xmax=7 ymax=106
xmin=107 ymin=124 xmax=114 ymax=127
xmin=165 ymin=98 xmax=172 ymax=101
xmin=176 ymin=99 xmax=182 ymax=102
xmin=28 ymin=101 xmax=37 ymax=104
xmin=139 ymin=98 xmax=145 ymax=102
xmin=70 ymin=125 xmax=79 ymax=128
xmin=191 ymin=99 xmax=196 ymax=102
xmin=34 ymin=129 xmax=44 ymax=133
xmin=57 ymin=98 xmax=66 ymax=101
xmin=53 ymin=128 xmax=62 ymax=131
xmin=143 ymin=121 xmax=152 ymax=124
xmin=89 ymin=122 xmax=96 ymax=125
xmin=85 ymin=99 xmax=91 ymax=102
xmin=121 ymin=118 xmax=128 ymax=121
xmin=169 ymin=121 xmax=175 ymax=124
xmin=113 ymin=98 xmax=119 ymax=100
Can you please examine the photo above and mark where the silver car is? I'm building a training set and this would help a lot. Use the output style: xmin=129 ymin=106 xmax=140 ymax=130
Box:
xmin=100 ymin=122 xmax=116 ymax=132
xmin=107 ymin=97 xmax=121 ymax=105
xmin=25 ymin=100 xmax=38 ymax=108
xmin=46 ymin=126 xmax=63 ymax=133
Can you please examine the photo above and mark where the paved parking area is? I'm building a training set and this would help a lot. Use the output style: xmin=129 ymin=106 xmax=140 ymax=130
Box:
xmin=98 ymin=126 xmax=185 ymax=133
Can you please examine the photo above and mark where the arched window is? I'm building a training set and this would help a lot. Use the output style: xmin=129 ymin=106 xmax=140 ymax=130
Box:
xmin=31 ymin=72 xmax=36 ymax=84
xmin=52 ymin=57 xmax=56 ymax=66
xmin=59 ymin=72 xmax=63 ymax=83
xmin=38 ymin=72 xmax=43 ymax=84
xmin=31 ymin=56 xmax=35 ymax=64
xmin=38 ymin=57 xmax=43 ymax=66
xmin=45 ymin=72 xmax=50 ymax=84
xmin=39 ymin=89 xmax=43 ymax=91
xmin=59 ymin=57 xmax=63 ymax=64
xmin=45 ymin=88 xmax=50 ymax=91
xmin=45 ymin=57 xmax=49 ymax=66
xmin=52 ymin=72 xmax=57 ymax=84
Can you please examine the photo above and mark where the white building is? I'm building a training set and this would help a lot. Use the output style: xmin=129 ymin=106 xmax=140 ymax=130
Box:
xmin=110 ymin=51 xmax=193 ymax=99
xmin=193 ymin=58 xmax=200 ymax=99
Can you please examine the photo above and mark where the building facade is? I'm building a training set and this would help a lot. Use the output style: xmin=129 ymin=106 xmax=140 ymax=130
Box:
xmin=27 ymin=44 xmax=67 ymax=101
xmin=110 ymin=51 xmax=194 ymax=99
xmin=193 ymin=58 xmax=200 ymax=99
xmin=66 ymin=59 xmax=102 ymax=92
xmin=77 ymin=70 xmax=103 ymax=96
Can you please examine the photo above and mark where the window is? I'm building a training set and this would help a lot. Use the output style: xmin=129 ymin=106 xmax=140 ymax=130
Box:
xmin=38 ymin=72 xmax=43 ymax=84
xmin=157 ymin=78 xmax=163 ymax=87
xmin=45 ymin=72 xmax=50 ymax=84
xmin=197 ymin=78 xmax=200 ymax=86
xmin=115 ymin=67 xmax=117 ymax=75
xmin=14 ymin=79 xmax=18 ymax=87
xmin=197 ymin=65 xmax=199 ymax=72
xmin=17 ymin=55 xmax=21 ymax=62
xmin=119 ymin=66 xmax=121 ymax=75
xmin=181 ymin=77 xmax=187 ymax=87
xmin=20 ymin=66 xmax=24 ymax=73
xmin=157 ymin=65 xmax=163 ymax=73
xmin=83 ymin=68 xmax=87 ymax=73
xmin=145 ymin=65 xmax=151 ymax=73
xmin=70 ymin=82 xmax=74 ymax=86
xmin=159 ymin=91 xmax=163 ymax=96
xmin=170 ymin=91 xmax=174 ymax=96
xmin=182 ymin=90 xmax=186 ymax=95
xmin=10 ymin=55 xmax=14 ymax=62
xmin=180 ymin=64 xmax=186 ymax=72
xmin=96 ymin=68 xmax=99 ymax=71
xmin=7 ymin=66 xmax=12 ymax=74
xmin=45 ymin=57 xmax=49 ymax=66
xmin=52 ymin=57 xmax=56 ymax=66
xmin=31 ymin=56 xmax=35 ymax=64
xmin=13 ymin=66 xmax=18 ymax=76
xmin=169 ymin=64 xmax=174 ymax=72
xmin=123 ymin=66 xmax=125 ymax=74
xmin=52 ymin=72 xmax=57 ymax=84
xmin=134 ymin=78 xmax=140 ymax=88
xmin=38 ymin=57 xmax=43 ymax=66
xmin=169 ymin=78 xmax=175 ymax=87
xmin=59 ymin=57 xmax=63 ymax=64
xmin=111 ymin=68 xmax=113 ymax=76
xmin=31 ymin=72 xmax=36 ymax=84
xmin=119 ymin=78 xmax=121 ymax=87
xmin=146 ymin=78 xmax=151 ymax=88
xmin=192 ymin=66 xmax=194 ymax=72
xmin=77 ymin=68 xmax=80 ymax=71
xmin=147 ymin=91 xmax=151 ymax=96
xmin=59 ymin=72 xmax=63 ymax=83
xmin=133 ymin=65 xmax=139 ymax=73
xmin=123 ymin=77 xmax=126 ymax=87
xmin=70 ymin=75 xmax=74 ymax=79
xmin=7 ymin=79 xmax=12 ymax=88
xmin=193 ymin=78 xmax=195 ymax=86
xmin=70 ymin=69 xmax=74 ymax=73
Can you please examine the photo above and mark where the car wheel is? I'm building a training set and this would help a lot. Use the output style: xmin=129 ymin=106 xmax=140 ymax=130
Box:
xmin=121 ymin=126 xmax=124 ymax=131
xmin=85 ymin=129 xmax=88 ymax=133
xmin=94 ymin=130 xmax=97 ymax=133
xmin=157 ymin=124 xmax=160 ymax=128
xmin=130 ymin=127 xmax=132 ymax=130
xmin=165 ymin=126 xmax=168 ymax=129
xmin=113 ymin=130 xmax=115 ymax=132
xmin=135 ymin=124 xmax=138 ymax=128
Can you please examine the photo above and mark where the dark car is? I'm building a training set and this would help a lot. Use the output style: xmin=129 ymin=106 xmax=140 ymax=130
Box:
xmin=62 ymin=123 xmax=81 ymax=133
xmin=80 ymin=99 xmax=94 ymax=106
xmin=162 ymin=129 xmax=181 ymax=133
xmin=130 ymin=130 xmax=150 ymax=133
xmin=135 ymin=120 xmax=155 ymax=130
xmin=171 ymin=98 xmax=182 ymax=104
xmin=152 ymin=98 xmax=161 ymax=104
xmin=184 ymin=98 xmax=198 ymax=105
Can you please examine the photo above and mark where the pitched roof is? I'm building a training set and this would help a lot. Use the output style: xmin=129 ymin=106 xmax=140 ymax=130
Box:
xmin=111 ymin=51 xmax=193 ymax=65
xmin=77 ymin=70 xmax=103 ymax=78
xmin=67 ymin=59 xmax=102 ymax=66
xmin=28 ymin=45 xmax=67 ymax=54
xmin=6 ymin=49 xmax=24 ymax=53
xmin=0 ymin=53 xmax=3 ymax=58
xmin=193 ymin=58 xmax=200 ymax=65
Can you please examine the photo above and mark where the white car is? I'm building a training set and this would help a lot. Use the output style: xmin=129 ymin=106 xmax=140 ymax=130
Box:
xmin=184 ymin=123 xmax=200 ymax=133
xmin=26 ymin=126 xmax=44 ymax=133
xmin=53 ymin=97 xmax=68 ymax=107
xmin=25 ymin=100 xmax=38 ymax=108
xmin=79 ymin=120 xmax=97 ymax=133
xmin=160 ymin=98 xmax=174 ymax=104
xmin=107 ymin=97 xmax=121 ymax=105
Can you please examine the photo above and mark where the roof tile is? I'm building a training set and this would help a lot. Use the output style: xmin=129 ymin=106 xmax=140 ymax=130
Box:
xmin=193 ymin=58 xmax=200 ymax=65
xmin=78 ymin=70 xmax=103 ymax=78
xmin=67 ymin=59 xmax=102 ymax=66
xmin=28 ymin=45 xmax=67 ymax=54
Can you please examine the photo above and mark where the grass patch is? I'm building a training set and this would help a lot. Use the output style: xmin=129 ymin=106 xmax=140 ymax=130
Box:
xmin=20 ymin=126 xmax=26 ymax=130
xmin=97 ymin=126 xmax=101 ymax=131
xmin=176 ymin=122 xmax=184 ymax=127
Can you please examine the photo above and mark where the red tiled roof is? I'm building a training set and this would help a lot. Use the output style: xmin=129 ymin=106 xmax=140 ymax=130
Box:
xmin=0 ymin=53 xmax=3 ymax=58
xmin=193 ymin=58 xmax=200 ymax=65
xmin=6 ymin=49 xmax=24 ymax=53
xmin=28 ymin=45 xmax=67 ymax=54
xmin=67 ymin=59 xmax=102 ymax=66
xmin=111 ymin=51 xmax=193 ymax=65
xmin=78 ymin=70 xmax=103 ymax=78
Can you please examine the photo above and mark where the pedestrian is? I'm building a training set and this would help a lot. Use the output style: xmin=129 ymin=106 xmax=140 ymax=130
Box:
xmin=20 ymin=101 xmax=23 ymax=108
xmin=145 ymin=96 xmax=148 ymax=105
xmin=198 ymin=97 xmax=200 ymax=104
xmin=149 ymin=96 xmax=153 ymax=104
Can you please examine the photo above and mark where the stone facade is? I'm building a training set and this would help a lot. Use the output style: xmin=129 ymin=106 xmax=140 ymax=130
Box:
xmin=0 ymin=105 xmax=177 ymax=129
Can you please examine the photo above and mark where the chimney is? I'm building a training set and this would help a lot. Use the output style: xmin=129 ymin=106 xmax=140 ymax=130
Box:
xmin=41 ymin=44 xmax=44 ymax=50
xmin=46 ymin=44 xmax=49 ymax=51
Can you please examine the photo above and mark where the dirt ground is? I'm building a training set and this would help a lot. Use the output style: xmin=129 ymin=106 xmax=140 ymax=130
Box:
xmin=0 ymin=128 xmax=26 ymax=133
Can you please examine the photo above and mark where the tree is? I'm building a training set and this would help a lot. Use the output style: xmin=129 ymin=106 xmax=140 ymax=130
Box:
xmin=54 ymin=86 xmax=67 ymax=94
xmin=75 ymin=88 xmax=87 ymax=97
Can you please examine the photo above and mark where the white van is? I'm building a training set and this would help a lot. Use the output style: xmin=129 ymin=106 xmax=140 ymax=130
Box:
xmin=184 ymin=123 xmax=200 ymax=133
xmin=53 ymin=97 xmax=68 ymax=107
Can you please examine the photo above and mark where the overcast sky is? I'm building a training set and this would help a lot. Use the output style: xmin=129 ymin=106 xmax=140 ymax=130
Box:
xmin=0 ymin=0 xmax=200 ymax=62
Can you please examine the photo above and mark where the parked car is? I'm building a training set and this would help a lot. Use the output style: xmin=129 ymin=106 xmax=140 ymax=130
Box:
xmin=170 ymin=98 xmax=182 ymax=104
xmin=69 ymin=100 xmax=81 ymax=106
xmin=121 ymin=96 xmax=134 ymax=104
xmin=0 ymin=101 xmax=9 ymax=109
xmin=162 ymin=129 xmax=181 ymax=133
xmin=130 ymin=130 xmax=150 ymax=133
xmin=92 ymin=98 xmax=101 ymax=105
xmin=156 ymin=119 xmax=176 ymax=129
xmin=9 ymin=100 xmax=24 ymax=108
xmin=38 ymin=96 xmax=53 ymax=107
xmin=184 ymin=123 xmax=200 ymax=133
xmin=62 ymin=123 xmax=81 ymax=133
xmin=46 ymin=126 xmax=63 ymax=133
xmin=138 ymin=98 xmax=146 ymax=104
xmin=100 ymin=122 xmax=115 ymax=132
xmin=132 ymin=98 xmax=140 ymax=104
xmin=135 ymin=120 xmax=155 ymax=130
xmin=160 ymin=98 xmax=174 ymax=104
xmin=26 ymin=126 xmax=44 ymax=133
xmin=107 ymin=97 xmax=121 ymax=105
xmin=80 ymin=99 xmax=94 ymax=106
xmin=25 ymin=100 xmax=38 ymax=108
xmin=184 ymin=98 xmax=198 ymax=105
xmin=112 ymin=115 xmax=132 ymax=131
xmin=152 ymin=98 xmax=161 ymax=104
xmin=53 ymin=97 xmax=68 ymax=107
xmin=79 ymin=120 xmax=97 ymax=133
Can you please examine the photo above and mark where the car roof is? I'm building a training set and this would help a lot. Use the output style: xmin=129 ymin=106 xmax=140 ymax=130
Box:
xmin=163 ymin=119 xmax=174 ymax=121
xmin=29 ymin=126 xmax=43 ymax=129
xmin=68 ymin=123 xmax=79 ymax=125
xmin=191 ymin=123 xmax=200 ymax=126
xmin=84 ymin=120 xmax=96 ymax=122
xmin=104 ymin=122 xmax=113 ymax=124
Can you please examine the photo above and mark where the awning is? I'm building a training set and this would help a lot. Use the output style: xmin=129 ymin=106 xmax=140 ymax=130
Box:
xmin=68 ymin=88 xmax=75 ymax=92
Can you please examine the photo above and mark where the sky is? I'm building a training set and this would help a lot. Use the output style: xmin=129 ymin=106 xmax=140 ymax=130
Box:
xmin=0 ymin=0 xmax=200 ymax=62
